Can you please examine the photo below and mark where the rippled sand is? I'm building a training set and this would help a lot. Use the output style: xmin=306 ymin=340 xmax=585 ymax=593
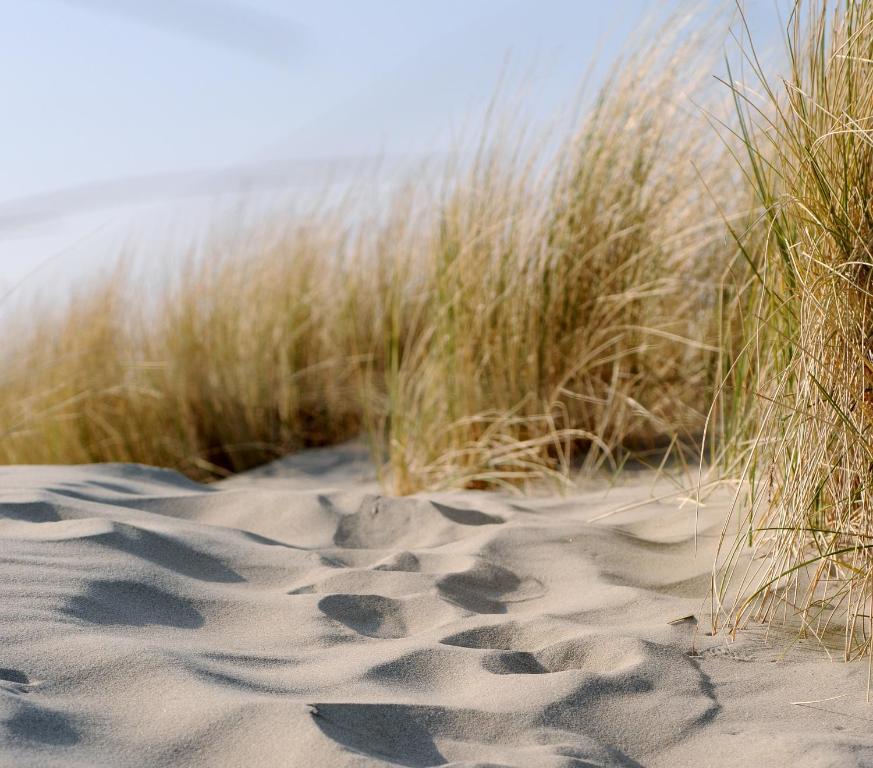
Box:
xmin=1 ymin=445 xmax=868 ymax=767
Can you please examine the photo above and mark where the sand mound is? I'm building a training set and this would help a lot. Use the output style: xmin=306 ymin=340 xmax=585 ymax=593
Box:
xmin=1 ymin=450 xmax=871 ymax=766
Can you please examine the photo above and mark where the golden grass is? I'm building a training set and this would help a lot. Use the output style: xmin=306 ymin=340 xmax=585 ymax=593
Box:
xmin=0 ymin=215 xmax=373 ymax=478
xmin=378 ymin=26 xmax=733 ymax=493
xmin=0 ymin=15 xmax=736 ymax=493
xmin=713 ymin=0 xmax=873 ymax=658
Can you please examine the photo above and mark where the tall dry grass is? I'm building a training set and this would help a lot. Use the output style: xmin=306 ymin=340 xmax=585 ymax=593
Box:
xmin=714 ymin=0 xmax=873 ymax=658
xmin=0 ymin=15 xmax=735 ymax=494
xmin=0 ymin=215 xmax=376 ymax=478
xmin=378 ymin=26 xmax=733 ymax=493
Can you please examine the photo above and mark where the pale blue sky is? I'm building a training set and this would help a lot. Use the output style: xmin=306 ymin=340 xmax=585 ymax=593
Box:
xmin=0 ymin=0 xmax=786 ymax=292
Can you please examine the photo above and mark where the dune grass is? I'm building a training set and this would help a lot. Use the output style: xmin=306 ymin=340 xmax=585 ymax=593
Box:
xmin=0 ymin=15 xmax=734 ymax=493
xmin=0 ymin=217 xmax=373 ymax=478
xmin=713 ymin=0 xmax=873 ymax=658
xmin=377 ymin=26 xmax=734 ymax=493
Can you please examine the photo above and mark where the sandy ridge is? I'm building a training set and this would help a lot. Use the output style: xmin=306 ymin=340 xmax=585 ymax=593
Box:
xmin=1 ymin=448 xmax=870 ymax=767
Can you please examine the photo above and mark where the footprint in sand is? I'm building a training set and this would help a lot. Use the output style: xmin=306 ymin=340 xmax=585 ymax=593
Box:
xmin=333 ymin=495 xmax=504 ymax=550
xmin=0 ymin=667 xmax=32 ymax=695
xmin=317 ymin=593 xmax=408 ymax=639
xmin=61 ymin=579 xmax=204 ymax=629
xmin=436 ymin=560 xmax=546 ymax=614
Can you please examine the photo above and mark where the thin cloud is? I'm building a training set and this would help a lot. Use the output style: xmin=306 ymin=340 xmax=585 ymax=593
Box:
xmin=50 ymin=0 xmax=305 ymax=66
xmin=0 ymin=152 xmax=450 ymax=236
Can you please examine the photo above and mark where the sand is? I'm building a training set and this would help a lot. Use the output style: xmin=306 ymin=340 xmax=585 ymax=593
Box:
xmin=2 ymin=443 xmax=871 ymax=767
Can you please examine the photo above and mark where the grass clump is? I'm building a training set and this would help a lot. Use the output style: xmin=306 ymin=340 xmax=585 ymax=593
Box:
xmin=0 ymin=17 xmax=733 ymax=493
xmin=378 ymin=24 xmax=732 ymax=492
xmin=0 ymin=215 xmax=375 ymax=478
xmin=714 ymin=0 xmax=873 ymax=657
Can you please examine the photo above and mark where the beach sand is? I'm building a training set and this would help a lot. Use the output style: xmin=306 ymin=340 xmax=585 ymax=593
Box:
xmin=1 ymin=444 xmax=870 ymax=767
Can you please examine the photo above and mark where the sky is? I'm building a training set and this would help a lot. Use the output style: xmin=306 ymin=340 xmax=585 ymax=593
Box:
xmin=0 ymin=0 xmax=787 ymax=295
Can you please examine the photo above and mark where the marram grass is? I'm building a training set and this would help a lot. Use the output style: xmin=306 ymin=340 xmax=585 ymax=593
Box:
xmin=0 ymin=14 xmax=735 ymax=495
xmin=378 ymin=23 xmax=734 ymax=493
xmin=714 ymin=0 xmax=873 ymax=660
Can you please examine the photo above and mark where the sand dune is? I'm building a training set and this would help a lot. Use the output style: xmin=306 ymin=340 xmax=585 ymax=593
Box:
xmin=1 ymin=446 xmax=870 ymax=767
